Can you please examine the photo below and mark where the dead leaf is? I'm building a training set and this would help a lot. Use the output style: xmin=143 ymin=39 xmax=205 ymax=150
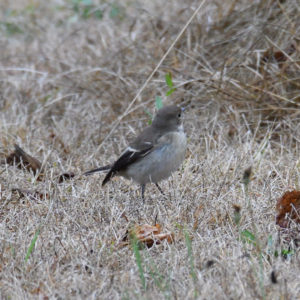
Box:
xmin=119 ymin=224 xmax=174 ymax=248
xmin=261 ymin=43 xmax=296 ymax=65
xmin=276 ymin=190 xmax=300 ymax=228
xmin=3 ymin=144 xmax=42 ymax=176
xmin=58 ymin=172 xmax=75 ymax=183
xmin=260 ymin=42 xmax=297 ymax=74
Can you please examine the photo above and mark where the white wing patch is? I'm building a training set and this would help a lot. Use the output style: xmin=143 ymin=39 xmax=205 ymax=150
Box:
xmin=125 ymin=145 xmax=153 ymax=159
xmin=127 ymin=146 xmax=140 ymax=153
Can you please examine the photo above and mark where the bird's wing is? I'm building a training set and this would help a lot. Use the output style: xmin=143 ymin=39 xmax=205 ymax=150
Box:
xmin=102 ymin=126 xmax=165 ymax=186
xmin=102 ymin=143 xmax=153 ymax=186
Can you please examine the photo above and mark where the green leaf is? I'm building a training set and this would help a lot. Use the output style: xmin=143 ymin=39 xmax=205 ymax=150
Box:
xmin=281 ymin=249 xmax=294 ymax=258
xmin=274 ymin=249 xmax=294 ymax=258
xmin=166 ymin=88 xmax=176 ymax=96
xmin=155 ymin=96 xmax=163 ymax=110
xmin=165 ymin=72 xmax=173 ymax=88
xmin=240 ymin=229 xmax=256 ymax=246
xmin=25 ymin=228 xmax=40 ymax=262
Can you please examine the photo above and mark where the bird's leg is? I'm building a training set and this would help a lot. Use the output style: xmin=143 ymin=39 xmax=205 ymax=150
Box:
xmin=155 ymin=183 xmax=165 ymax=196
xmin=141 ymin=184 xmax=146 ymax=202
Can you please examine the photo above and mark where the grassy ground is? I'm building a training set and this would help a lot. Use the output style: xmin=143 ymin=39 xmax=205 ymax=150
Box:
xmin=1 ymin=0 xmax=300 ymax=299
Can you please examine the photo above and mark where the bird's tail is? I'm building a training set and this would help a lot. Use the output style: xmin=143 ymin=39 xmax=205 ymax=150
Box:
xmin=102 ymin=170 xmax=114 ymax=186
xmin=83 ymin=164 xmax=111 ymax=176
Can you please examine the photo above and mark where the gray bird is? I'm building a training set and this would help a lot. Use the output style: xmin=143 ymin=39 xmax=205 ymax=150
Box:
xmin=84 ymin=105 xmax=187 ymax=200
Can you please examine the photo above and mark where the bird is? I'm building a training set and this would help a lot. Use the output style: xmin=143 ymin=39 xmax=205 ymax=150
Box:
xmin=84 ymin=105 xmax=187 ymax=201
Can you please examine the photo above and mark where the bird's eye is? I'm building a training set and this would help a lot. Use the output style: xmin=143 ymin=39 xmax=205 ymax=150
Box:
xmin=178 ymin=113 xmax=181 ymax=118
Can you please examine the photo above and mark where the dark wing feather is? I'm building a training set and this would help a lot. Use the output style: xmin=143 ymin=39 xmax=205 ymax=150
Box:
xmin=84 ymin=164 xmax=111 ymax=176
xmin=102 ymin=126 xmax=159 ymax=186
xmin=102 ymin=145 xmax=153 ymax=186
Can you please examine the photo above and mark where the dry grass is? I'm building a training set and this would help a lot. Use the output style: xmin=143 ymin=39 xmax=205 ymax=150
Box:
xmin=1 ymin=0 xmax=300 ymax=299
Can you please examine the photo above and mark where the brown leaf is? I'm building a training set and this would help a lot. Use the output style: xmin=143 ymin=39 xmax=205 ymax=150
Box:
xmin=261 ymin=43 xmax=296 ymax=69
xmin=4 ymin=144 xmax=42 ymax=175
xmin=262 ymin=49 xmax=287 ymax=64
xmin=58 ymin=172 xmax=75 ymax=183
xmin=119 ymin=224 xmax=174 ymax=248
xmin=276 ymin=190 xmax=300 ymax=228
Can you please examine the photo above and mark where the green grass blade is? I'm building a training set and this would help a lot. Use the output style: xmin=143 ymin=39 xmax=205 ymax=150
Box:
xmin=240 ymin=229 xmax=256 ymax=246
xmin=184 ymin=230 xmax=197 ymax=282
xmin=166 ymin=88 xmax=176 ymax=96
xmin=165 ymin=72 xmax=173 ymax=88
xmin=131 ymin=234 xmax=146 ymax=290
xmin=24 ymin=228 xmax=40 ymax=263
